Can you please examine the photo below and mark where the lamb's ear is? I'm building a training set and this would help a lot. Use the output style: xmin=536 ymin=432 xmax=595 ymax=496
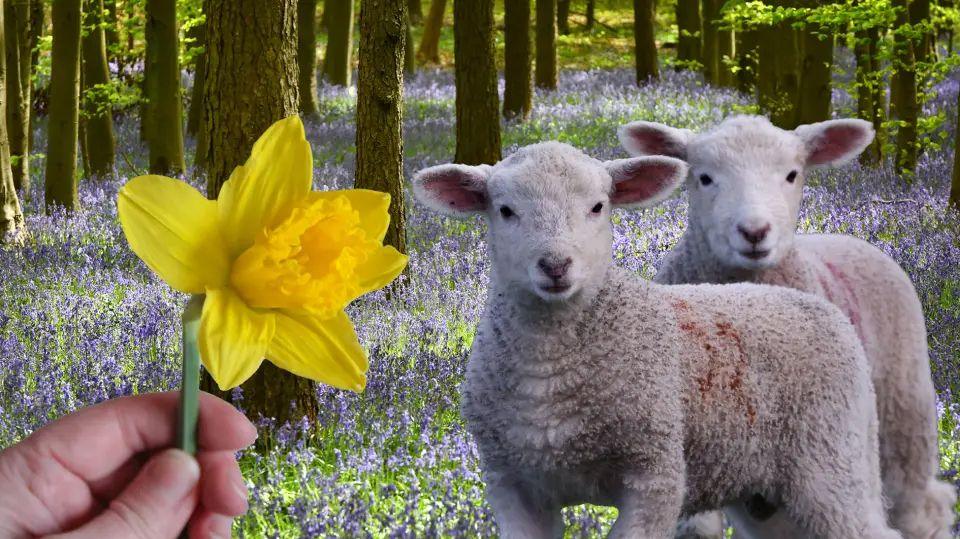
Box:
xmin=412 ymin=164 xmax=493 ymax=216
xmin=794 ymin=119 xmax=874 ymax=168
xmin=605 ymin=156 xmax=688 ymax=208
xmin=618 ymin=121 xmax=694 ymax=159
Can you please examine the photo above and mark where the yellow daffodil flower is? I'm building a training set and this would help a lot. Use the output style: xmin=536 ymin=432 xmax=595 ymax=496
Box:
xmin=117 ymin=116 xmax=408 ymax=392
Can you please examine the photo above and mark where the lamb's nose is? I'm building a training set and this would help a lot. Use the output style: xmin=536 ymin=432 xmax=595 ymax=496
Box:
xmin=737 ymin=223 xmax=771 ymax=245
xmin=538 ymin=257 xmax=572 ymax=279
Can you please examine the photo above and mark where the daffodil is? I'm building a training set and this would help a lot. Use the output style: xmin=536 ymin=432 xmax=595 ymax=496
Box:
xmin=117 ymin=116 xmax=408 ymax=391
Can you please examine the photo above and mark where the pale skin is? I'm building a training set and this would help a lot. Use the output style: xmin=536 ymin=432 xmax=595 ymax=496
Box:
xmin=0 ymin=392 xmax=257 ymax=539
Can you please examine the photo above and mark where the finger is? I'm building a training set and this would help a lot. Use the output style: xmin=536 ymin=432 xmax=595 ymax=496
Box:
xmin=53 ymin=449 xmax=199 ymax=539
xmin=21 ymin=392 xmax=256 ymax=493
xmin=188 ymin=511 xmax=234 ymax=539
xmin=196 ymin=451 xmax=248 ymax=516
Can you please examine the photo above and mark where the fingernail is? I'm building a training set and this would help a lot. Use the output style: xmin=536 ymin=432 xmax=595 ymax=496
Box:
xmin=150 ymin=449 xmax=200 ymax=502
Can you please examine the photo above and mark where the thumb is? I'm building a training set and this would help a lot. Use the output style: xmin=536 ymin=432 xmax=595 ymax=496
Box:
xmin=60 ymin=449 xmax=200 ymax=539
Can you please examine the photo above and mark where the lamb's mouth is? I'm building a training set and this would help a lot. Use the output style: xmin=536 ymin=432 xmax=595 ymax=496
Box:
xmin=740 ymin=249 xmax=770 ymax=261
xmin=539 ymin=282 xmax=572 ymax=294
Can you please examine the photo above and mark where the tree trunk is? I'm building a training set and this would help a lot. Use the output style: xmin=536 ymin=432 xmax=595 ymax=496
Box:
xmin=557 ymin=0 xmax=570 ymax=35
xmin=81 ymin=0 xmax=114 ymax=178
xmin=796 ymin=27 xmax=832 ymax=124
xmin=892 ymin=0 xmax=918 ymax=175
xmin=909 ymin=0 xmax=931 ymax=65
xmin=676 ymin=0 xmax=701 ymax=69
xmin=503 ymin=0 xmax=532 ymax=120
xmin=5 ymin=0 xmax=30 ymax=193
xmin=633 ymin=0 xmax=658 ymax=84
xmin=404 ymin=12 xmax=415 ymax=74
xmin=321 ymin=0 xmax=353 ymax=86
xmin=200 ymin=0 xmax=315 ymax=426
xmin=104 ymin=0 xmax=117 ymax=63
xmin=45 ymin=0 xmax=80 ymax=212
xmin=454 ymin=0 xmax=500 ymax=164
xmin=145 ymin=0 xmax=184 ymax=175
xmin=356 ymin=0 xmax=407 ymax=254
xmin=0 ymin=0 xmax=23 ymax=241
xmin=535 ymin=0 xmax=557 ymax=89
xmin=758 ymin=17 xmax=799 ymax=128
xmin=408 ymin=0 xmax=422 ymax=24
xmin=700 ymin=0 xmax=719 ymax=84
xmin=717 ymin=27 xmax=734 ymax=86
xmin=855 ymin=29 xmax=883 ymax=164
xmin=187 ymin=19 xmax=205 ymax=137
xmin=27 ymin=0 xmax=41 ymax=130
xmin=297 ymin=0 xmax=319 ymax=117
xmin=417 ymin=0 xmax=445 ymax=64
xmin=736 ymin=28 xmax=758 ymax=94
xmin=586 ymin=0 xmax=595 ymax=29
xmin=951 ymin=84 xmax=960 ymax=209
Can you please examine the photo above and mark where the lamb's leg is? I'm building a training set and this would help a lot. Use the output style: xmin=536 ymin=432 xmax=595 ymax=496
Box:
xmin=486 ymin=480 xmax=563 ymax=539
xmin=609 ymin=469 xmax=685 ymax=539
xmin=675 ymin=511 xmax=724 ymax=539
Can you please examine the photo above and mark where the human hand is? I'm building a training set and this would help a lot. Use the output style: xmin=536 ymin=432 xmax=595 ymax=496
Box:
xmin=0 ymin=391 xmax=257 ymax=539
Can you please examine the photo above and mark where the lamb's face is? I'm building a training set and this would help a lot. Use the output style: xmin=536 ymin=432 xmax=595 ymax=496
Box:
xmin=413 ymin=142 xmax=687 ymax=302
xmin=619 ymin=116 xmax=874 ymax=270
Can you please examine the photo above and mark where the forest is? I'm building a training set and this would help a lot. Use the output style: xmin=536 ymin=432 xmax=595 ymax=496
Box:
xmin=0 ymin=0 xmax=958 ymax=536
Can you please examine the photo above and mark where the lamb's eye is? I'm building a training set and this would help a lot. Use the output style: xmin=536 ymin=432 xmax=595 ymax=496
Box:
xmin=786 ymin=170 xmax=798 ymax=183
xmin=499 ymin=205 xmax=514 ymax=219
xmin=591 ymin=202 xmax=603 ymax=214
xmin=699 ymin=174 xmax=713 ymax=186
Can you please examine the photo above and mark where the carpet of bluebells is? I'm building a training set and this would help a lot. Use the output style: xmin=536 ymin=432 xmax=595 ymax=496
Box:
xmin=2 ymin=57 xmax=960 ymax=537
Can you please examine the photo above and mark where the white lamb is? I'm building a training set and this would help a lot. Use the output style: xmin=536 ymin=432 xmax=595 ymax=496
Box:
xmin=412 ymin=141 xmax=901 ymax=539
xmin=619 ymin=115 xmax=957 ymax=539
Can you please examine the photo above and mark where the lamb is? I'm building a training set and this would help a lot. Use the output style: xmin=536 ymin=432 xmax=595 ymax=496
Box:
xmin=412 ymin=141 xmax=901 ymax=539
xmin=619 ymin=114 xmax=957 ymax=539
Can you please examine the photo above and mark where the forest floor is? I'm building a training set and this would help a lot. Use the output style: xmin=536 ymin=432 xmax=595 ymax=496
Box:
xmin=2 ymin=55 xmax=960 ymax=536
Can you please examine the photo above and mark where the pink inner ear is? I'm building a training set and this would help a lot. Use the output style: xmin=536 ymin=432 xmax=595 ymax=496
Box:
xmin=808 ymin=124 xmax=867 ymax=165
xmin=612 ymin=162 xmax=675 ymax=204
xmin=423 ymin=177 xmax=486 ymax=210
xmin=628 ymin=127 xmax=684 ymax=158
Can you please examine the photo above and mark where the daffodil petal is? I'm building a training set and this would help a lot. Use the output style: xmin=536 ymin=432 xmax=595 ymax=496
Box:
xmin=218 ymin=116 xmax=313 ymax=257
xmin=117 ymin=175 xmax=229 ymax=293
xmin=353 ymin=246 xmax=409 ymax=295
xmin=199 ymin=288 xmax=276 ymax=391
xmin=266 ymin=310 xmax=368 ymax=392
xmin=308 ymin=188 xmax=392 ymax=242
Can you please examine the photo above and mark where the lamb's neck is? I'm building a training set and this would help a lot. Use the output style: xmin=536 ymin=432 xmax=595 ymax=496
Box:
xmin=666 ymin=226 xmax=761 ymax=284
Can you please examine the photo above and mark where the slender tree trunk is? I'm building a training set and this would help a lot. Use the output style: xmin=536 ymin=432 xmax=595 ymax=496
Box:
xmin=404 ymin=15 xmax=415 ymax=74
xmin=201 ymin=0 xmax=315 ymax=426
xmin=45 ymin=0 xmax=80 ymax=212
xmin=700 ymin=0 xmax=719 ymax=83
xmin=633 ymin=0 xmax=658 ymax=84
xmin=676 ymin=0 xmax=701 ymax=69
xmin=585 ymin=0 xmax=595 ymax=29
xmin=892 ymin=0 xmax=918 ymax=174
xmin=321 ymin=0 xmax=353 ymax=86
xmin=408 ymin=0 xmax=422 ymax=24
xmin=356 ymin=0 xmax=406 ymax=254
xmin=297 ymin=0 xmax=319 ymax=117
xmin=796 ymin=27 xmax=832 ymax=124
xmin=104 ymin=0 xmax=117 ymax=63
xmin=81 ymin=0 xmax=114 ymax=178
xmin=736 ymin=28 xmax=758 ymax=94
xmin=557 ymin=0 xmax=570 ymax=34
xmin=503 ymin=0 xmax=532 ymax=120
xmin=717 ymin=27 xmax=734 ymax=86
xmin=951 ymin=84 xmax=960 ymax=209
xmin=454 ymin=0 xmax=500 ymax=164
xmin=535 ymin=0 xmax=557 ymax=89
xmin=0 ymin=0 xmax=23 ymax=241
xmin=855 ymin=28 xmax=883 ymax=164
xmin=909 ymin=0 xmax=931 ymax=65
xmin=145 ymin=0 xmax=184 ymax=175
xmin=5 ymin=0 xmax=30 ymax=193
xmin=28 ymin=0 xmax=41 ymax=128
xmin=187 ymin=19 xmax=205 ymax=137
xmin=417 ymin=0 xmax=445 ymax=64
xmin=759 ymin=18 xmax=799 ymax=128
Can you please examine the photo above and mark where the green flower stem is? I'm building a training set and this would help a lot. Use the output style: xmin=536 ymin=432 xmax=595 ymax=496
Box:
xmin=178 ymin=295 xmax=204 ymax=455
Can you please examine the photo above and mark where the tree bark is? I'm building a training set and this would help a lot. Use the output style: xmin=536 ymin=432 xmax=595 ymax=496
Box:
xmin=758 ymin=16 xmax=799 ymax=128
xmin=855 ymin=29 xmax=883 ymax=164
xmin=892 ymin=0 xmax=918 ymax=174
xmin=5 ymin=0 xmax=30 ymax=193
xmin=187 ymin=19 xmax=205 ymax=137
xmin=200 ymin=0 xmax=315 ymax=426
xmin=503 ymin=0 xmax=532 ymax=119
xmin=535 ymin=0 xmax=557 ymax=89
xmin=736 ymin=28 xmax=758 ymax=94
xmin=404 ymin=12 xmax=415 ymax=74
xmin=408 ymin=0 xmax=422 ymax=24
xmin=0 ymin=0 xmax=23 ymax=241
xmin=27 ymin=0 xmax=40 ymax=134
xmin=454 ymin=0 xmax=500 ymax=164
xmin=321 ymin=0 xmax=353 ymax=86
xmin=104 ymin=0 xmax=117 ymax=63
xmin=951 ymin=83 xmax=960 ymax=209
xmin=297 ymin=0 xmax=319 ymax=117
xmin=557 ymin=0 xmax=570 ymax=35
xmin=796 ymin=26 xmax=832 ymax=124
xmin=717 ymin=27 xmax=734 ymax=86
xmin=81 ymin=0 xmax=114 ymax=178
xmin=356 ymin=0 xmax=407 ymax=254
xmin=45 ymin=0 xmax=80 ymax=212
xmin=145 ymin=0 xmax=184 ymax=175
xmin=676 ymin=0 xmax=701 ymax=69
xmin=633 ymin=0 xmax=658 ymax=84
xmin=416 ymin=0 xmax=445 ymax=64
xmin=586 ymin=0 xmax=595 ymax=29
xmin=700 ymin=0 xmax=719 ymax=84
